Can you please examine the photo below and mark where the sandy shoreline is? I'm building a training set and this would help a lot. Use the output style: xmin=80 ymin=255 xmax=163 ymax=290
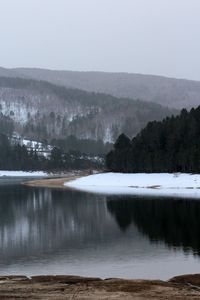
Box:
xmin=1 ymin=274 xmax=200 ymax=299
xmin=23 ymin=171 xmax=90 ymax=189
xmin=24 ymin=172 xmax=200 ymax=199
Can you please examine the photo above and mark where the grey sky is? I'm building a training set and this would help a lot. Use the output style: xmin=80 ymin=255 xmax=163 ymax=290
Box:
xmin=1 ymin=0 xmax=200 ymax=80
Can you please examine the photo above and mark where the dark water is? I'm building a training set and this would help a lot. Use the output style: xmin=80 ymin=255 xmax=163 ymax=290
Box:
xmin=0 ymin=180 xmax=200 ymax=280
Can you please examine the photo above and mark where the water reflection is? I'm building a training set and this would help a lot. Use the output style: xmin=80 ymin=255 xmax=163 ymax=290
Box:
xmin=107 ymin=196 xmax=200 ymax=255
xmin=0 ymin=184 xmax=123 ymax=261
xmin=0 ymin=183 xmax=200 ymax=278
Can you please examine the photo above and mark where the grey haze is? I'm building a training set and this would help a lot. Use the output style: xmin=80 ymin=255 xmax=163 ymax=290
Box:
xmin=1 ymin=0 xmax=200 ymax=80
xmin=0 ymin=67 xmax=200 ymax=109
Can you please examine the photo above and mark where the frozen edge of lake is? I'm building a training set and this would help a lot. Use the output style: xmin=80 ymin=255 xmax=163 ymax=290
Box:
xmin=0 ymin=170 xmax=48 ymax=177
xmin=64 ymin=172 xmax=200 ymax=199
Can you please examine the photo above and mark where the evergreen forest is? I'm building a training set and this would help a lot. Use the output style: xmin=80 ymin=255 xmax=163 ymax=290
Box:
xmin=106 ymin=107 xmax=200 ymax=173
xmin=0 ymin=132 xmax=103 ymax=171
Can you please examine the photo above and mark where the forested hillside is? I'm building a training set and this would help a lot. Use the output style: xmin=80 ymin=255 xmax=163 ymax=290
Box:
xmin=0 ymin=113 xmax=103 ymax=170
xmin=0 ymin=132 xmax=103 ymax=171
xmin=0 ymin=77 xmax=176 ymax=144
xmin=106 ymin=106 xmax=200 ymax=173
xmin=1 ymin=67 xmax=200 ymax=109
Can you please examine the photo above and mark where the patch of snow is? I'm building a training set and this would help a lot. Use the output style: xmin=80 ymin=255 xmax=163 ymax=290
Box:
xmin=23 ymin=139 xmax=53 ymax=151
xmin=103 ymin=126 xmax=113 ymax=143
xmin=64 ymin=172 xmax=200 ymax=199
xmin=0 ymin=171 xmax=48 ymax=177
xmin=0 ymin=100 xmax=33 ymax=124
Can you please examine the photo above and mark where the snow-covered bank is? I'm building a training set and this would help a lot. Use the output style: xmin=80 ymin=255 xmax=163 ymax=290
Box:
xmin=0 ymin=171 xmax=48 ymax=178
xmin=64 ymin=173 xmax=200 ymax=198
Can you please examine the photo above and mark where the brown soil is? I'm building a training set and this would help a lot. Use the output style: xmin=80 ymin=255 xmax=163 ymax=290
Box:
xmin=23 ymin=171 xmax=90 ymax=189
xmin=0 ymin=274 xmax=200 ymax=299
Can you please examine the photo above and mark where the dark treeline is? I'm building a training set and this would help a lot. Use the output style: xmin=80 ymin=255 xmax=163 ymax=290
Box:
xmin=0 ymin=133 xmax=42 ymax=170
xmin=51 ymin=135 xmax=112 ymax=155
xmin=106 ymin=106 xmax=200 ymax=173
xmin=0 ymin=134 xmax=103 ymax=171
xmin=0 ymin=112 xmax=103 ymax=170
xmin=0 ymin=113 xmax=14 ymax=136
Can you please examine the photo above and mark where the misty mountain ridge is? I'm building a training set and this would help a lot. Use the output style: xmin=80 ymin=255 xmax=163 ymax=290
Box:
xmin=1 ymin=67 xmax=200 ymax=109
xmin=0 ymin=76 xmax=176 ymax=144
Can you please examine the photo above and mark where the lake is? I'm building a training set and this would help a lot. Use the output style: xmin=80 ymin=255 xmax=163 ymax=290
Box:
xmin=0 ymin=179 xmax=200 ymax=280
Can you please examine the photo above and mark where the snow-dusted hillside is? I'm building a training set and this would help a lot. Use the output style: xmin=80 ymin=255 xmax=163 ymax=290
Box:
xmin=0 ymin=77 xmax=176 ymax=143
xmin=1 ymin=67 xmax=200 ymax=109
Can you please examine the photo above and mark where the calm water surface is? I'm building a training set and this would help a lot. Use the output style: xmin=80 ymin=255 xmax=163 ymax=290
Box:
xmin=0 ymin=179 xmax=200 ymax=280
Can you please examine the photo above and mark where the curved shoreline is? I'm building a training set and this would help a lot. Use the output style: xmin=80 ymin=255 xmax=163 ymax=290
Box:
xmin=24 ymin=172 xmax=200 ymax=199
xmin=20 ymin=176 xmax=200 ymax=298
xmin=0 ymin=274 xmax=200 ymax=299
xmin=23 ymin=171 xmax=90 ymax=188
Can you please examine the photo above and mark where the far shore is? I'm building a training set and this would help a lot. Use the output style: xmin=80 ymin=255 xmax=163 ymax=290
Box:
xmin=0 ymin=273 xmax=200 ymax=299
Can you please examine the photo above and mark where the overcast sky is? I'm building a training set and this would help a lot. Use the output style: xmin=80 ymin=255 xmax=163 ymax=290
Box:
xmin=1 ymin=0 xmax=200 ymax=80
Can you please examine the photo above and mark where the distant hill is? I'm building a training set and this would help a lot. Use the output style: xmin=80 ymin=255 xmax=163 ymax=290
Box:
xmin=0 ymin=77 xmax=176 ymax=143
xmin=0 ymin=67 xmax=200 ymax=109
xmin=106 ymin=106 xmax=200 ymax=173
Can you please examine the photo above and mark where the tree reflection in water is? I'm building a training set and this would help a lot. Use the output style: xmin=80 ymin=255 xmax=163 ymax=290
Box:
xmin=1 ymin=181 xmax=200 ymax=267
xmin=106 ymin=196 xmax=200 ymax=255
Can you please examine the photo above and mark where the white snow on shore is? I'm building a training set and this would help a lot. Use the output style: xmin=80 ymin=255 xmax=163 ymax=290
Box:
xmin=64 ymin=172 xmax=200 ymax=198
xmin=0 ymin=171 xmax=48 ymax=177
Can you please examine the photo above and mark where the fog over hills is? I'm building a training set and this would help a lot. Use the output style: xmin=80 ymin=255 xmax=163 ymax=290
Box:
xmin=0 ymin=67 xmax=200 ymax=109
xmin=0 ymin=76 xmax=176 ymax=143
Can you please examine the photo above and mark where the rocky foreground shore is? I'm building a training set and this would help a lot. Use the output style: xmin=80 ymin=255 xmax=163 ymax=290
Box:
xmin=1 ymin=274 xmax=200 ymax=299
